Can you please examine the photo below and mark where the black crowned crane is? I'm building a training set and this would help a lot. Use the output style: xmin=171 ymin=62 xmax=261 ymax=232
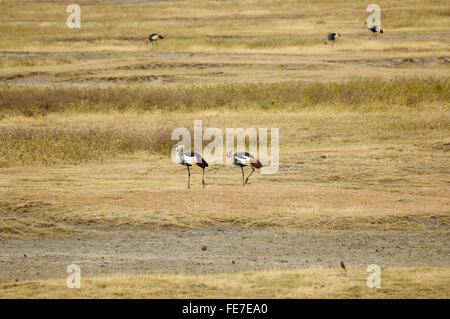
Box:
xmin=324 ymin=33 xmax=341 ymax=47
xmin=173 ymin=144 xmax=208 ymax=188
xmin=365 ymin=21 xmax=383 ymax=34
xmin=145 ymin=33 xmax=164 ymax=46
xmin=226 ymin=151 xmax=262 ymax=187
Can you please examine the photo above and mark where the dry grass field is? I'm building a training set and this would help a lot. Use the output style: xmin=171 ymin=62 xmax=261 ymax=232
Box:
xmin=0 ymin=0 xmax=449 ymax=298
xmin=2 ymin=267 xmax=449 ymax=298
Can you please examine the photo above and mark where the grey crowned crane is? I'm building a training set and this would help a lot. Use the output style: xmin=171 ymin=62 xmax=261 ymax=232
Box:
xmin=226 ymin=152 xmax=262 ymax=187
xmin=365 ymin=21 xmax=383 ymax=34
xmin=145 ymin=33 xmax=164 ymax=46
xmin=324 ymin=33 xmax=341 ymax=47
xmin=174 ymin=144 xmax=208 ymax=188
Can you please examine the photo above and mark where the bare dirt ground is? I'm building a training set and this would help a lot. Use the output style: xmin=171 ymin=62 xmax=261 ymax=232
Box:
xmin=1 ymin=225 xmax=448 ymax=283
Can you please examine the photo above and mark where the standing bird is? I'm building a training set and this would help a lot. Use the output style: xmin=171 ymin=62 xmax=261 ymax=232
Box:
xmin=145 ymin=33 xmax=164 ymax=46
xmin=174 ymin=145 xmax=208 ymax=188
xmin=340 ymin=261 xmax=347 ymax=273
xmin=365 ymin=21 xmax=383 ymax=34
xmin=226 ymin=151 xmax=262 ymax=187
xmin=324 ymin=33 xmax=341 ymax=47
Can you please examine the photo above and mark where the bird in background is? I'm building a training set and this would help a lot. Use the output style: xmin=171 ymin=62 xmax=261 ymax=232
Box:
xmin=324 ymin=33 xmax=341 ymax=47
xmin=365 ymin=21 xmax=383 ymax=34
xmin=226 ymin=151 xmax=262 ymax=187
xmin=340 ymin=261 xmax=347 ymax=273
xmin=173 ymin=144 xmax=208 ymax=188
xmin=145 ymin=33 xmax=164 ymax=46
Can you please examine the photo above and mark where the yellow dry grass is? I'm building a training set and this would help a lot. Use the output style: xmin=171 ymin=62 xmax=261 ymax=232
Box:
xmin=0 ymin=0 xmax=448 ymax=299
xmin=1 ymin=109 xmax=448 ymax=237
xmin=0 ymin=0 xmax=449 ymax=85
xmin=1 ymin=267 xmax=449 ymax=298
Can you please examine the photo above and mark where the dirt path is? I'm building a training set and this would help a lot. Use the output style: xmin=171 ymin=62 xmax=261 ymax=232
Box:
xmin=0 ymin=226 xmax=448 ymax=283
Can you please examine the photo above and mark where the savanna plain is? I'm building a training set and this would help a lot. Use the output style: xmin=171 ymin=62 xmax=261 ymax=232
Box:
xmin=0 ymin=0 xmax=449 ymax=298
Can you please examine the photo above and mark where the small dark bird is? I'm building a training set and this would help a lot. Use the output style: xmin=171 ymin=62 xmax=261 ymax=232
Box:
xmin=145 ymin=33 xmax=164 ymax=46
xmin=340 ymin=261 xmax=347 ymax=273
xmin=365 ymin=21 xmax=383 ymax=34
xmin=201 ymin=245 xmax=207 ymax=251
xmin=174 ymin=144 xmax=208 ymax=188
xmin=324 ymin=33 xmax=341 ymax=47
xmin=226 ymin=151 xmax=262 ymax=187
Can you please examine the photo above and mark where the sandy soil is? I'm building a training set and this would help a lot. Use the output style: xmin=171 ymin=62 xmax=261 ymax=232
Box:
xmin=0 ymin=226 xmax=448 ymax=283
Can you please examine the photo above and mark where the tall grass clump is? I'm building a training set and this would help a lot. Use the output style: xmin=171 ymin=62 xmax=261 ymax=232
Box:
xmin=0 ymin=78 xmax=447 ymax=115
xmin=0 ymin=126 xmax=173 ymax=165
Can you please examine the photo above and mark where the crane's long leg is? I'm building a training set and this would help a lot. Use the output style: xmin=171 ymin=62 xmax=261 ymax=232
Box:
xmin=202 ymin=168 xmax=205 ymax=188
xmin=187 ymin=166 xmax=191 ymax=189
xmin=241 ymin=166 xmax=245 ymax=187
xmin=245 ymin=167 xmax=255 ymax=185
